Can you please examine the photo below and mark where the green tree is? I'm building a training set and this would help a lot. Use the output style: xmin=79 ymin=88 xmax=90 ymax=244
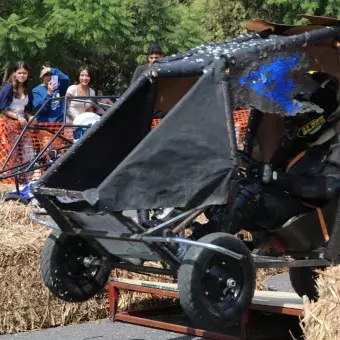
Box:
xmin=43 ymin=0 xmax=132 ymax=45
xmin=242 ymin=0 xmax=340 ymax=25
xmin=168 ymin=2 xmax=210 ymax=51
xmin=189 ymin=0 xmax=248 ymax=41
xmin=123 ymin=0 xmax=208 ymax=64
xmin=0 ymin=13 xmax=46 ymax=82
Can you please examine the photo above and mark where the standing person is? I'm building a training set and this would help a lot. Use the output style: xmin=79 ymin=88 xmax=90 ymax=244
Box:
xmin=95 ymin=89 xmax=114 ymax=116
xmin=0 ymin=61 xmax=31 ymax=126
xmin=66 ymin=66 xmax=96 ymax=122
xmin=131 ymin=44 xmax=164 ymax=83
xmin=0 ymin=61 xmax=32 ymax=184
xmin=32 ymin=62 xmax=70 ymax=122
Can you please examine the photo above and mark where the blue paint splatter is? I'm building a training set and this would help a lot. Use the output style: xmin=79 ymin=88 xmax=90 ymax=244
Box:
xmin=239 ymin=53 xmax=302 ymax=115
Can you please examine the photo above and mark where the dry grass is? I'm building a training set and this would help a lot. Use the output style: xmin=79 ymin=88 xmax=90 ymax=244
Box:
xmin=302 ymin=266 xmax=340 ymax=340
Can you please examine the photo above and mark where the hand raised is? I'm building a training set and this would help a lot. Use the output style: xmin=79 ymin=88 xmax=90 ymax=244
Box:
xmin=47 ymin=81 xmax=57 ymax=95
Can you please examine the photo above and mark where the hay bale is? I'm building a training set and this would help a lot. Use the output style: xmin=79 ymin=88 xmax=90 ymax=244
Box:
xmin=0 ymin=200 xmax=108 ymax=335
xmin=0 ymin=196 xmax=280 ymax=334
xmin=0 ymin=183 xmax=14 ymax=195
xmin=113 ymin=264 xmax=176 ymax=312
xmin=302 ymin=266 xmax=340 ymax=340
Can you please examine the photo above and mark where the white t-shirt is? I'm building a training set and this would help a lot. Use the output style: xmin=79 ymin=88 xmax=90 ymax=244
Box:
xmin=66 ymin=85 xmax=95 ymax=119
xmin=9 ymin=95 xmax=29 ymax=114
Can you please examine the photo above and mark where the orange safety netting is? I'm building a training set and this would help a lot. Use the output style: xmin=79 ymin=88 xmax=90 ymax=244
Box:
xmin=0 ymin=117 xmax=73 ymax=184
xmin=0 ymin=109 xmax=251 ymax=185
xmin=234 ymin=109 xmax=251 ymax=149
xmin=152 ymin=109 xmax=251 ymax=149
xmin=151 ymin=118 xmax=162 ymax=130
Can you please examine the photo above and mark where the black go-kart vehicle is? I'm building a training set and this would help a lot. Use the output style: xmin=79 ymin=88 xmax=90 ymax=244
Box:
xmin=31 ymin=14 xmax=340 ymax=331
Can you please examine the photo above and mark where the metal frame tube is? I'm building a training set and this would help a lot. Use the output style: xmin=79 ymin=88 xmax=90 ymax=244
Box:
xmin=140 ymin=207 xmax=206 ymax=237
xmin=142 ymin=236 xmax=243 ymax=260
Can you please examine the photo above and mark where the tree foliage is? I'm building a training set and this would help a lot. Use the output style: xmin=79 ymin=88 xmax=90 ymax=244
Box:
xmin=0 ymin=13 xmax=46 ymax=68
xmin=242 ymin=0 xmax=340 ymax=25
xmin=1 ymin=0 xmax=340 ymax=93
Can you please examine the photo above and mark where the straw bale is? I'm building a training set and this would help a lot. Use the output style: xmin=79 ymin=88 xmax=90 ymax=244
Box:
xmin=0 ymin=199 xmax=174 ymax=334
xmin=0 ymin=200 xmax=108 ymax=335
xmin=302 ymin=266 xmax=340 ymax=340
xmin=0 ymin=183 xmax=14 ymax=195
xmin=113 ymin=264 xmax=177 ymax=312
xmin=0 ymin=197 xmax=279 ymax=334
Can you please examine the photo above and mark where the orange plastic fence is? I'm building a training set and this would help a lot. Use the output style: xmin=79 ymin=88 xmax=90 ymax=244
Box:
xmin=151 ymin=109 xmax=251 ymax=149
xmin=234 ymin=109 xmax=251 ymax=149
xmin=0 ymin=117 xmax=73 ymax=184
xmin=151 ymin=118 xmax=162 ymax=130
xmin=0 ymin=109 xmax=251 ymax=185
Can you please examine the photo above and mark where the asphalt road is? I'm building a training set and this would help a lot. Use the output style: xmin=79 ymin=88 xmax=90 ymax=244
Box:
xmin=0 ymin=320 xmax=203 ymax=340
xmin=266 ymin=273 xmax=293 ymax=293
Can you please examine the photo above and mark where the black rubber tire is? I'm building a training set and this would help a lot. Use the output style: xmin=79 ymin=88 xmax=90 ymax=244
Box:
xmin=3 ymin=193 xmax=29 ymax=205
xmin=289 ymin=267 xmax=322 ymax=301
xmin=178 ymin=232 xmax=256 ymax=331
xmin=40 ymin=231 xmax=111 ymax=302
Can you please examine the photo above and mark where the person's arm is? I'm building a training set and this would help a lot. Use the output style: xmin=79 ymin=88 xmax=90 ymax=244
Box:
xmin=65 ymin=85 xmax=76 ymax=121
xmin=4 ymin=108 xmax=27 ymax=127
xmin=0 ymin=83 xmax=13 ymax=112
xmin=32 ymin=86 xmax=53 ymax=112
xmin=0 ymin=83 xmax=26 ymax=127
xmin=50 ymin=68 xmax=70 ymax=95
xmin=85 ymin=89 xmax=96 ymax=112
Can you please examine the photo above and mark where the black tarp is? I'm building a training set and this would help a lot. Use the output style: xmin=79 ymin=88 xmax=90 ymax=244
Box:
xmin=88 ymin=68 xmax=235 ymax=210
xmin=38 ymin=25 xmax=340 ymax=212
xmin=41 ymin=76 xmax=155 ymax=190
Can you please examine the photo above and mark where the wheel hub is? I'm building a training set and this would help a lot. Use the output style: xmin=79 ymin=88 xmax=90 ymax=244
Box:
xmin=202 ymin=257 xmax=243 ymax=304
xmin=62 ymin=242 xmax=101 ymax=280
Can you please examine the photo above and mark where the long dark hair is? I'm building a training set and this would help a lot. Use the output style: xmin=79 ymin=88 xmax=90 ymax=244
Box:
xmin=75 ymin=66 xmax=93 ymax=85
xmin=8 ymin=61 xmax=31 ymax=97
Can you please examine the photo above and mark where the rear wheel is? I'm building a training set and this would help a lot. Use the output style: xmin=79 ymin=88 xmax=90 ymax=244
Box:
xmin=289 ymin=266 xmax=323 ymax=301
xmin=40 ymin=231 xmax=111 ymax=302
xmin=178 ymin=232 xmax=255 ymax=331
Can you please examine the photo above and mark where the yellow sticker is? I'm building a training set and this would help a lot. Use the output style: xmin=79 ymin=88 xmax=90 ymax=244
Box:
xmin=298 ymin=116 xmax=326 ymax=137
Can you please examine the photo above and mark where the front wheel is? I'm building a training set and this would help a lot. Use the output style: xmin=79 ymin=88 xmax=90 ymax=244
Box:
xmin=40 ymin=231 xmax=111 ymax=302
xmin=178 ymin=232 xmax=256 ymax=331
